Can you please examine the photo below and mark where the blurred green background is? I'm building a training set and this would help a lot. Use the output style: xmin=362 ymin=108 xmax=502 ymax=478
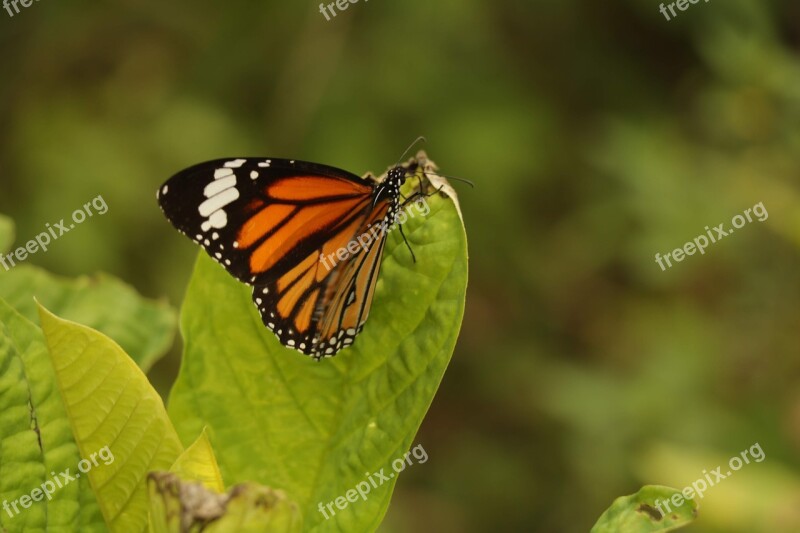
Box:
xmin=2 ymin=0 xmax=800 ymax=531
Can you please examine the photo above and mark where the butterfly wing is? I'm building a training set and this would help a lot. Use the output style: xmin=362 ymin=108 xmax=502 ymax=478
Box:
xmin=158 ymin=157 xmax=393 ymax=358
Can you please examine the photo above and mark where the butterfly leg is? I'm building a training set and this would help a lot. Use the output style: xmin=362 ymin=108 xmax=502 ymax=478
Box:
xmin=396 ymin=176 xmax=445 ymax=263
xmin=398 ymin=223 xmax=417 ymax=263
xmin=401 ymin=184 xmax=444 ymax=207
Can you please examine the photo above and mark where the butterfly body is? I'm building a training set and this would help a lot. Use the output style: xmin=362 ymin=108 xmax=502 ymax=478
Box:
xmin=158 ymin=157 xmax=420 ymax=360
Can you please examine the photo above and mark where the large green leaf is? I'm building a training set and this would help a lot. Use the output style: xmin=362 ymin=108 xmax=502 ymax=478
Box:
xmin=38 ymin=305 xmax=184 ymax=533
xmin=591 ymin=485 xmax=698 ymax=533
xmin=168 ymin=180 xmax=468 ymax=531
xmin=0 ymin=266 xmax=175 ymax=372
xmin=0 ymin=299 xmax=105 ymax=532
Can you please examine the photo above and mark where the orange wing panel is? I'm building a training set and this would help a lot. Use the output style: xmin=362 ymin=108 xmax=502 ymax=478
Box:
xmin=250 ymin=196 xmax=370 ymax=274
xmin=238 ymin=204 xmax=295 ymax=249
xmin=267 ymin=176 xmax=370 ymax=201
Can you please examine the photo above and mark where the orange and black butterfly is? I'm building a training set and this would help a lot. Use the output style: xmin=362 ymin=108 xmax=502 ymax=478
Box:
xmin=157 ymin=155 xmax=433 ymax=360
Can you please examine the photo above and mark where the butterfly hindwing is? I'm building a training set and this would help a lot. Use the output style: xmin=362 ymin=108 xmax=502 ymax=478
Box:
xmin=249 ymin=199 xmax=393 ymax=358
xmin=312 ymin=201 xmax=392 ymax=357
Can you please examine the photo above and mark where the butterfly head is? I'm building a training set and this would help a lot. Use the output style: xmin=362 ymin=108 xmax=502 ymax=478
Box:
xmin=385 ymin=166 xmax=406 ymax=191
xmin=373 ymin=165 xmax=407 ymax=213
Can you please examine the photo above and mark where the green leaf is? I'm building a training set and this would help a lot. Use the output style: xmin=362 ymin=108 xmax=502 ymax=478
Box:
xmin=0 ymin=316 xmax=50 ymax=532
xmin=170 ymin=428 xmax=224 ymax=493
xmin=0 ymin=266 xmax=176 ymax=372
xmin=591 ymin=485 xmax=699 ymax=533
xmin=147 ymin=473 xmax=302 ymax=533
xmin=0 ymin=299 xmax=105 ymax=532
xmin=168 ymin=180 xmax=468 ymax=531
xmin=38 ymin=304 xmax=184 ymax=533
xmin=0 ymin=214 xmax=13 ymax=254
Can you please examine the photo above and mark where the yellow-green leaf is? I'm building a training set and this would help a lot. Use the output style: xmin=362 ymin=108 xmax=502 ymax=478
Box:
xmin=169 ymin=427 xmax=224 ymax=493
xmin=38 ymin=303 xmax=184 ymax=533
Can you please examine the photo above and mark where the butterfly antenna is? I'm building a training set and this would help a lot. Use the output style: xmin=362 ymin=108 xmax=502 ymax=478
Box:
xmin=395 ymin=136 xmax=427 ymax=167
xmin=424 ymin=171 xmax=475 ymax=188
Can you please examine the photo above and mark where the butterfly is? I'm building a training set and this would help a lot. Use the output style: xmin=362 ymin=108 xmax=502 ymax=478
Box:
xmin=157 ymin=152 xmax=441 ymax=360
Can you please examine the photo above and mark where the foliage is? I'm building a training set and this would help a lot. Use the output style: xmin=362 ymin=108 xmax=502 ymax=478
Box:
xmin=0 ymin=216 xmax=179 ymax=532
xmin=0 ymin=175 xmax=467 ymax=532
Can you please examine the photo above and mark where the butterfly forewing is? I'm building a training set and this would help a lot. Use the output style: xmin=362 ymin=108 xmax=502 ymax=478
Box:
xmin=157 ymin=158 xmax=372 ymax=283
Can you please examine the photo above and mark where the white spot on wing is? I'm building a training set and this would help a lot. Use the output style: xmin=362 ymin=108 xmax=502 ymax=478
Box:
xmin=224 ymin=159 xmax=246 ymax=168
xmin=199 ymin=188 xmax=239 ymax=217
xmin=204 ymin=175 xmax=236 ymax=197
xmin=206 ymin=209 xmax=228 ymax=229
